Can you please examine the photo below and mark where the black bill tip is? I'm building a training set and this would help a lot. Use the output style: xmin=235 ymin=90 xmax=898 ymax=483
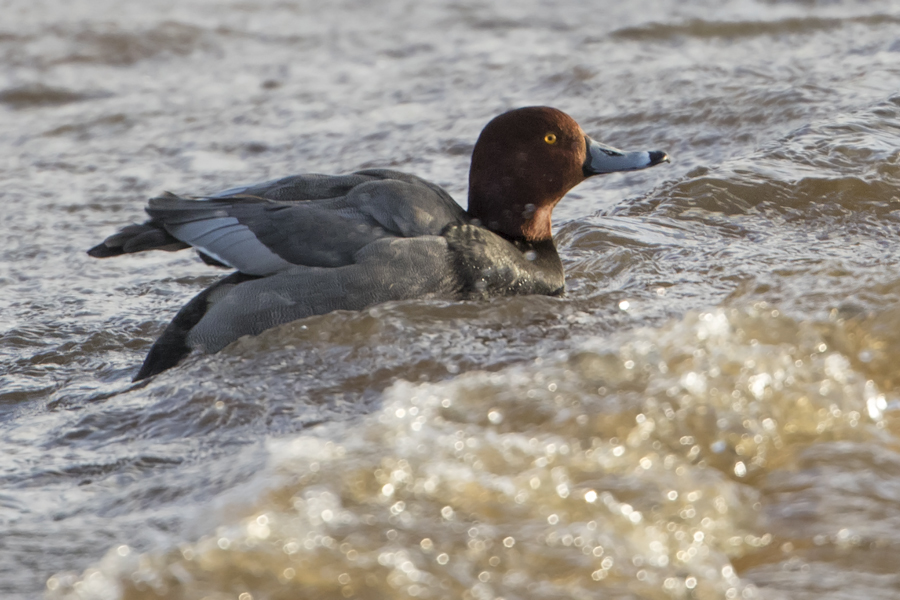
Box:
xmin=648 ymin=151 xmax=670 ymax=166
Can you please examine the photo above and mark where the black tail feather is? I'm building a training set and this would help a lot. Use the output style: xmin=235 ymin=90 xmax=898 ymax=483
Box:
xmin=134 ymin=272 xmax=259 ymax=380
xmin=87 ymin=222 xmax=189 ymax=258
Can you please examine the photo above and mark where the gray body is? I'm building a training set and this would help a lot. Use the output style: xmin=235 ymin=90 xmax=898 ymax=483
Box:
xmin=187 ymin=237 xmax=455 ymax=352
xmin=92 ymin=169 xmax=565 ymax=378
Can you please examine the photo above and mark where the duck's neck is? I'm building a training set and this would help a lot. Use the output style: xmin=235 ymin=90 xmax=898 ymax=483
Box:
xmin=467 ymin=185 xmax=562 ymax=242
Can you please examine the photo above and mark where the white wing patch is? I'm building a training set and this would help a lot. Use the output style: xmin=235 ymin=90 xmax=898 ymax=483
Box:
xmin=165 ymin=216 xmax=293 ymax=276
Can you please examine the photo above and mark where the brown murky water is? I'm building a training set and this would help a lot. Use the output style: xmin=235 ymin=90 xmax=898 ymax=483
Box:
xmin=2 ymin=0 xmax=900 ymax=599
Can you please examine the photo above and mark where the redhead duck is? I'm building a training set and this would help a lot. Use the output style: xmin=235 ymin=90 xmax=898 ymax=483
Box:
xmin=89 ymin=107 xmax=669 ymax=380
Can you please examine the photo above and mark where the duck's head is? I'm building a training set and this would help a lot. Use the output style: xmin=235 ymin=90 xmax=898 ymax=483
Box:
xmin=467 ymin=106 xmax=669 ymax=242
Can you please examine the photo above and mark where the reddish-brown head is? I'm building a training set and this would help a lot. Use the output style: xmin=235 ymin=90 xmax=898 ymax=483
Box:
xmin=467 ymin=106 xmax=670 ymax=242
xmin=467 ymin=107 xmax=587 ymax=242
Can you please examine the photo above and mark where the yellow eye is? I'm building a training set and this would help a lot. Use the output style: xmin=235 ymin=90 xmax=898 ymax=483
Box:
xmin=544 ymin=133 xmax=557 ymax=145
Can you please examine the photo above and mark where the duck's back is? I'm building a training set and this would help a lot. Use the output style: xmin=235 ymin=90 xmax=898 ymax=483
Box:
xmin=132 ymin=169 xmax=468 ymax=276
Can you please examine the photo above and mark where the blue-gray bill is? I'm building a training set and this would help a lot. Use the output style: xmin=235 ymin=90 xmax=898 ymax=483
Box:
xmin=582 ymin=135 xmax=670 ymax=177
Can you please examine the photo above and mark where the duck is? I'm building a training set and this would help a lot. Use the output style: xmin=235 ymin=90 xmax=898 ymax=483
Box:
xmin=88 ymin=106 xmax=669 ymax=380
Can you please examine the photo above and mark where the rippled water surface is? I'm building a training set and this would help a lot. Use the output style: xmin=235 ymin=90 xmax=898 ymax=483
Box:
xmin=2 ymin=0 xmax=900 ymax=598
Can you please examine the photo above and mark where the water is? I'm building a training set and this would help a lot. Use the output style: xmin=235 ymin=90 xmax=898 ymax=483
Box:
xmin=2 ymin=0 xmax=900 ymax=598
